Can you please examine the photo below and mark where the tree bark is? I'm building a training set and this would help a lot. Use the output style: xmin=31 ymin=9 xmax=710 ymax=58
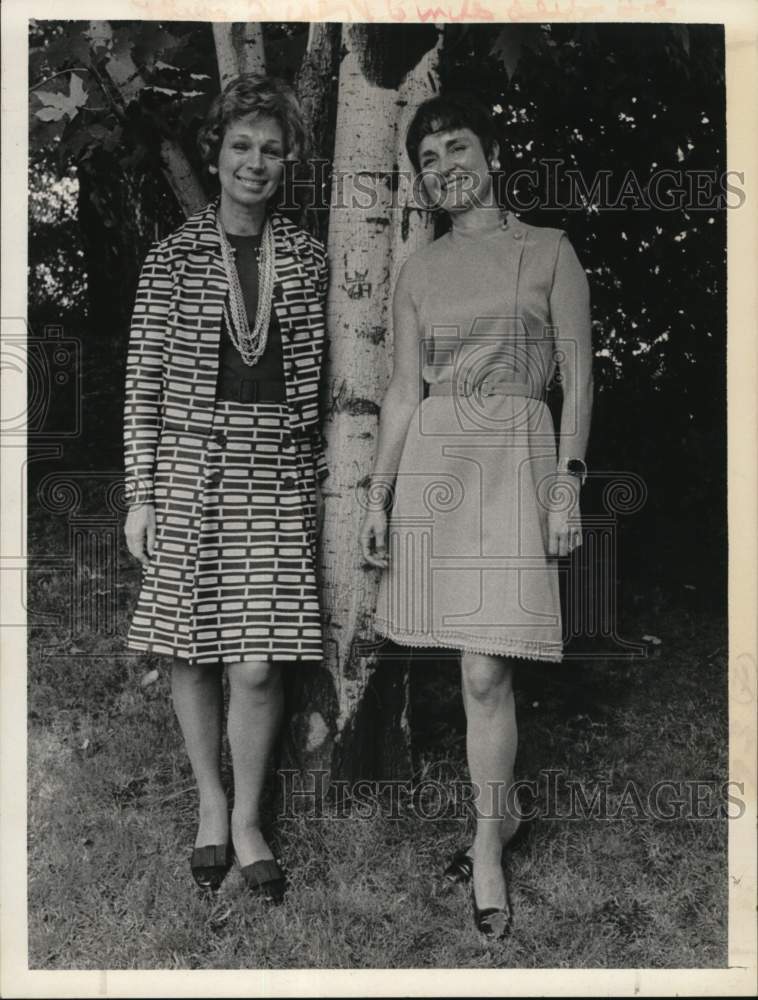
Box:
xmin=285 ymin=24 xmax=442 ymax=788
xmin=212 ymin=22 xmax=266 ymax=87
xmin=296 ymin=22 xmax=339 ymax=150
xmin=294 ymin=23 xmax=340 ymax=243
xmin=156 ymin=138 xmax=206 ymax=217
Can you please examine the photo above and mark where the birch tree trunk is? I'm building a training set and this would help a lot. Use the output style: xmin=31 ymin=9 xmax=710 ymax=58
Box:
xmin=284 ymin=24 xmax=442 ymax=786
xmin=294 ymin=23 xmax=340 ymax=243
xmin=295 ymin=22 xmax=337 ymax=128
xmin=212 ymin=22 xmax=266 ymax=86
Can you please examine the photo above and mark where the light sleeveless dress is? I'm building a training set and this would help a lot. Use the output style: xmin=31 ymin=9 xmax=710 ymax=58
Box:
xmin=374 ymin=216 xmax=574 ymax=662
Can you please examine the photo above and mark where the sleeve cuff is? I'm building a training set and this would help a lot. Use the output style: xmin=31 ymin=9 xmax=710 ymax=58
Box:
xmin=124 ymin=477 xmax=155 ymax=507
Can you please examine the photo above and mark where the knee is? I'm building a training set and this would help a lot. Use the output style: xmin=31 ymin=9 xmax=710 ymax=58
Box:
xmin=172 ymin=657 xmax=220 ymax=687
xmin=228 ymin=658 xmax=279 ymax=691
xmin=462 ymin=654 xmax=513 ymax=703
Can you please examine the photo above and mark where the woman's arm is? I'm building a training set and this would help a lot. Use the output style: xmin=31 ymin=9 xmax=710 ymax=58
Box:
xmin=123 ymin=243 xmax=171 ymax=565
xmin=359 ymin=258 xmax=423 ymax=567
xmin=551 ymin=233 xmax=593 ymax=466
xmin=123 ymin=243 xmax=171 ymax=506
xmin=549 ymin=233 xmax=593 ymax=556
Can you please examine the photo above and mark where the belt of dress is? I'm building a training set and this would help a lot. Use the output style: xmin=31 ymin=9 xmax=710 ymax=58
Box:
xmin=427 ymin=379 xmax=545 ymax=401
xmin=219 ymin=379 xmax=287 ymax=404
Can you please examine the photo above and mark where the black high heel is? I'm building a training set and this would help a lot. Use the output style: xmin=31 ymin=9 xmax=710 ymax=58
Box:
xmin=190 ymin=843 xmax=233 ymax=891
xmin=443 ymin=814 xmax=533 ymax=883
xmin=443 ymin=848 xmax=474 ymax=883
xmin=239 ymin=857 xmax=288 ymax=905
xmin=472 ymin=880 xmax=512 ymax=939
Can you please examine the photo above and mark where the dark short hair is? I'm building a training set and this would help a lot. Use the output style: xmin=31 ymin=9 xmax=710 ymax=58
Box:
xmin=197 ymin=74 xmax=309 ymax=170
xmin=405 ymin=93 xmax=499 ymax=173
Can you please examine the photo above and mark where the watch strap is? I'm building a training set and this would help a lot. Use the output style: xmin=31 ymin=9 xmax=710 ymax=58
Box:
xmin=557 ymin=457 xmax=588 ymax=485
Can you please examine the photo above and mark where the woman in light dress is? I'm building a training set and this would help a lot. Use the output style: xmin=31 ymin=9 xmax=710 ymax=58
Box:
xmin=360 ymin=93 xmax=593 ymax=937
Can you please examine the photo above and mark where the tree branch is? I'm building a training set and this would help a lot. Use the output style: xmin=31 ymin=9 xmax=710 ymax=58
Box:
xmin=29 ymin=68 xmax=92 ymax=92
xmin=89 ymin=20 xmax=206 ymax=216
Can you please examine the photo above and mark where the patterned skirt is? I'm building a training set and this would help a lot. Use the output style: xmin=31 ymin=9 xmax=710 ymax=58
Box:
xmin=127 ymin=400 xmax=323 ymax=664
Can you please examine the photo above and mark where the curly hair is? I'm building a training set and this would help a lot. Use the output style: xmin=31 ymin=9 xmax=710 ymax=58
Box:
xmin=405 ymin=92 xmax=500 ymax=174
xmin=197 ymin=74 xmax=310 ymax=170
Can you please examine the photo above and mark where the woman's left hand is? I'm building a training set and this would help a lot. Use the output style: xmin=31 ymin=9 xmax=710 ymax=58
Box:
xmin=547 ymin=476 xmax=583 ymax=558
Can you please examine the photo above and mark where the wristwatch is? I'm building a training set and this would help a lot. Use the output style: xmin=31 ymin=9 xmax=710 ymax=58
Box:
xmin=557 ymin=457 xmax=588 ymax=486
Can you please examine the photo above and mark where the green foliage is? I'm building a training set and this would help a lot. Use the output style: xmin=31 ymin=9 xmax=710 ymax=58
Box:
xmin=29 ymin=20 xmax=217 ymax=174
xmin=33 ymin=71 xmax=89 ymax=122
xmin=29 ymin=153 xmax=86 ymax=317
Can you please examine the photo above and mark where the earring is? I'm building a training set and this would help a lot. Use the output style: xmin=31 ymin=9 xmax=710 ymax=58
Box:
xmin=209 ymin=165 xmax=218 ymax=174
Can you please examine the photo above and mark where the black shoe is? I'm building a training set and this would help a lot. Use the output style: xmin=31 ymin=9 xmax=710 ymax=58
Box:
xmin=444 ymin=816 xmax=533 ymax=883
xmin=443 ymin=848 xmax=474 ymax=883
xmin=472 ymin=882 xmax=512 ymax=940
xmin=239 ymin=857 xmax=287 ymax=905
xmin=190 ymin=843 xmax=232 ymax=892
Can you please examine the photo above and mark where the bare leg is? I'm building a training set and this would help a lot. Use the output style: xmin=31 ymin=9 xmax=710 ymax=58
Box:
xmin=461 ymin=652 xmax=518 ymax=910
xmin=226 ymin=658 xmax=283 ymax=867
xmin=171 ymin=658 xmax=228 ymax=847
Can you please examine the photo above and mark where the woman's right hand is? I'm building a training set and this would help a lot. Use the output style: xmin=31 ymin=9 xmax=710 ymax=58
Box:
xmin=124 ymin=503 xmax=156 ymax=567
xmin=359 ymin=510 xmax=389 ymax=569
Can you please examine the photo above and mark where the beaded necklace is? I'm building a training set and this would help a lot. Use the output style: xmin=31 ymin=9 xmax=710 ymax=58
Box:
xmin=216 ymin=209 xmax=276 ymax=366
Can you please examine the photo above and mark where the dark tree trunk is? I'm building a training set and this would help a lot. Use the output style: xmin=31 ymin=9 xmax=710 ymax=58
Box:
xmin=76 ymin=158 xmax=181 ymax=468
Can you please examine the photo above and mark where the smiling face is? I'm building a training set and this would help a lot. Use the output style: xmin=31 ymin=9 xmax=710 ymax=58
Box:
xmin=417 ymin=127 xmax=498 ymax=214
xmin=217 ymin=113 xmax=286 ymax=213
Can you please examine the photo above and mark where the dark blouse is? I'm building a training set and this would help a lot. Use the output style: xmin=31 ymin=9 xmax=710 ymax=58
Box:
xmin=216 ymin=231 xmax=286 ymax=403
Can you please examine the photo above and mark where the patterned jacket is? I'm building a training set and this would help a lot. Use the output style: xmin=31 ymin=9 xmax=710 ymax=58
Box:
xmin=123 ymin=198 xmax=329 ymax=506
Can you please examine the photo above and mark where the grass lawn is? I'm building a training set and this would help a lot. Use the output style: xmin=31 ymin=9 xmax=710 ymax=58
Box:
xmin=26 ymin=489 xmax=728 ymax=969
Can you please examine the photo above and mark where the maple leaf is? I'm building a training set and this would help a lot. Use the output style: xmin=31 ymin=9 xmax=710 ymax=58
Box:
xmin=34 ymin=73 xmax=89 ymax=123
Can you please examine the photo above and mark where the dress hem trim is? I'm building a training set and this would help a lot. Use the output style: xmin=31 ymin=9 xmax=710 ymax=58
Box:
xmin=372 ymin=619 xmax=563 ymax=663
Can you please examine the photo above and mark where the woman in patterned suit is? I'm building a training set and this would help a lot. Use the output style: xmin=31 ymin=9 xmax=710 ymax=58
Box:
xmin=360 ymin=94 xmax=593 ymax=937
xmin=123 ymin=75 xmax=328 ymax=902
